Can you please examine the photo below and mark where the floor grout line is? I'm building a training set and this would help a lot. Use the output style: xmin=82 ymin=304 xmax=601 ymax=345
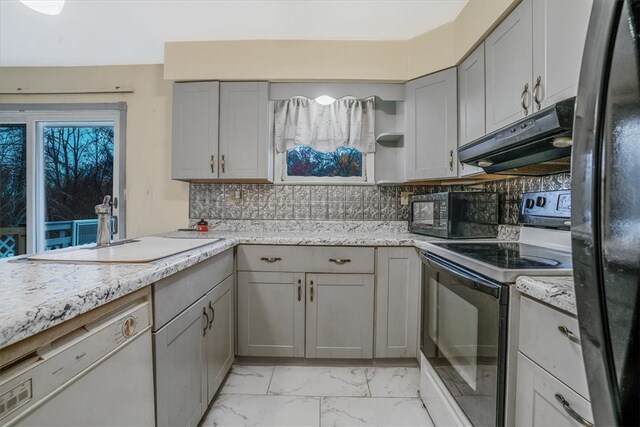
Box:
xmin=265 ymin=365 xmax=276 ymax=395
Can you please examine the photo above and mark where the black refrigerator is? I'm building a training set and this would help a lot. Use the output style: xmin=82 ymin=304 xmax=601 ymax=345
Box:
xmin=572 ymin=0 xmax=640 ymax=426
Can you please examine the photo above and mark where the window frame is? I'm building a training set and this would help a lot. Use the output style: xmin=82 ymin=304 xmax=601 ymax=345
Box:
xmin=0 ymin=103 xmax=126 ymax=253
xmin=274 ymin=148 xmax=374 ymax=185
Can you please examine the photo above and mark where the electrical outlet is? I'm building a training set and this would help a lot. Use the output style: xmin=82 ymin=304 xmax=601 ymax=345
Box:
xmin=400 ymin=191 xmax=414 ymax=206
xmin=232 ymin=190 xmax=243 ymax=202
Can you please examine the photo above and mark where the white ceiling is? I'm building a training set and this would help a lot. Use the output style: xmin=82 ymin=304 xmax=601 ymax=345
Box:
xmin=0 ymin=0 xmax=468 ymax=67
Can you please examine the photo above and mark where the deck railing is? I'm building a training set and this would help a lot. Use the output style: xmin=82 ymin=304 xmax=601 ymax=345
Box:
xmin=0 ymin=219 xmax=100 ymax=258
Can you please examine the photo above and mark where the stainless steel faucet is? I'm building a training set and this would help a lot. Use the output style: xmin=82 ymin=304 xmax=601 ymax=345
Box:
xmin=95 ymin=195 xmax=112 ymax=246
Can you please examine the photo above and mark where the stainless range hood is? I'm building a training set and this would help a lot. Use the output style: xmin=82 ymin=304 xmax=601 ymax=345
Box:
xmin=458 ymin=97 xmax=575 ymax=175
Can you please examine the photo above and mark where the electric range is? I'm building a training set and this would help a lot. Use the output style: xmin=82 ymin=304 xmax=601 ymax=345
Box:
xmin=418 ymin=190 xmax=572 ymax=427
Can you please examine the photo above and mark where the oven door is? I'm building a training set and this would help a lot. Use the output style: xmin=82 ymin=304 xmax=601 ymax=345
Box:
xmin=420 ymin=252 xmax=508 ymax=427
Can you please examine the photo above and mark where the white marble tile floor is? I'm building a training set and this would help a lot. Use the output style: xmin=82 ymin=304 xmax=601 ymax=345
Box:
xmin=202 ymin=364 xmax=434 ymax=426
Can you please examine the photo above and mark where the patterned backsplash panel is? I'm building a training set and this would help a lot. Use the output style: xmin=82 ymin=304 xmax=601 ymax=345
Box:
xmin=189 ymin=172 xmax=571 ymax=225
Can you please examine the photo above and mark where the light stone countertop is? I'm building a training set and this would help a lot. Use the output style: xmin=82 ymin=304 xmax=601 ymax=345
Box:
xmin=515 ymin=275 xmax=577 ymax=315
xmin=0 ymin=221 xmax=519 ymax=350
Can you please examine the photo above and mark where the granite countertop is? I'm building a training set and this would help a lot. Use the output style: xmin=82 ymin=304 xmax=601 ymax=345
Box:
xmin=0 ymin=221 xmax=453 ymax=350
xmin=0 ymin=221 xmax=520 ymax=350
xmin=515 ymin=275 xmax=577 ymax=315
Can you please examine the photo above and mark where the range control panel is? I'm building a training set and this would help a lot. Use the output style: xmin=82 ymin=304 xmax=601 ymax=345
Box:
xmin=520 ymin=190 xmax=571 ymax=229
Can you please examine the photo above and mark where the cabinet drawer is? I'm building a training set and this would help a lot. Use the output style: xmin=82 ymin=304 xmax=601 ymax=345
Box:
xmin=518 ymin=296 xmax=589 ymax=399
xmin=515 ymin=352 xmax=593 ymax=427
xmin=152 ymin=248 xmax=234 ymax=330
xmin=237 ymin=245 xmax=375 ymax=273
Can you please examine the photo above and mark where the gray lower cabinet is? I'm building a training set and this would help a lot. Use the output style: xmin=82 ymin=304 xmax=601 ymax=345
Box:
xmin=305 ymin=273 xmax=374 ymax=359
xmin=405 ymin=67 xmax=458 ymax=180
xmin=457 ymin=42 xmax=486 ymax=177
xmin=152 ymin=250 xmax=234 ymax=427
xmin=236 ymin=271 xmax=306 ymax=357
xmin=485 ymin=0 xmax=533 ymax=133
xmin=154 ymin=293 xmax=208 ymax=427
xmin=375 ymin=247 xmax=420 ymax=358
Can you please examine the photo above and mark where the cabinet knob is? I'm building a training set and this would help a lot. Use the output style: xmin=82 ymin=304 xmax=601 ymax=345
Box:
xmin=309 ymin=280 xmax=314 ymax=302
xmin=210 ymin=154 xmax=215 ymax=174
xmin=202 ymin=307 xmax=209 ymax=336
xmin=208 ymin=301 xmax=215 ymax=330
xmin=297 ymin=279 xmax=302 ymax=302
xmin=448 ymin=150 xmax=454 ymax=171
xmin=221 ymin=154 xmax=226 ymax=173
xmin=261 ymin=257 xmax=282 ymax=263
xmin=557 ymin=325 xmax=581 ymax=344
xmin=329 ymin=258 xmax=351 ymax=265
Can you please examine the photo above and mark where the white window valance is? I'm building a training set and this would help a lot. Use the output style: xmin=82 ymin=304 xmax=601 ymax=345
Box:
xmin=274 ymin=96 xmax=375 ymax=154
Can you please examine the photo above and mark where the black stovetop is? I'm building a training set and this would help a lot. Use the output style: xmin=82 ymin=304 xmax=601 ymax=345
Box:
xmin=431 ymin=242 xmax=573 ymax=270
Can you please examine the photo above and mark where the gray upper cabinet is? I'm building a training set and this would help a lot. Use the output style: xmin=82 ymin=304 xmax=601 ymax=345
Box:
xmin=405 ymin=67 xmax=458 ymax=181
xmin=219 ymin=82 xmax=272 ymax=180
xmin=485 ymin=0 xmax=533 ymax=133
xmin=171 ymin=81 xmax=271 ymax=181
xmin=531 ymin=0 xmax=593 ymax=111
xmin=172 ymin=82 xmax=220 ymax=180
xmin=457 ymin=42 xmax=486 ymax=177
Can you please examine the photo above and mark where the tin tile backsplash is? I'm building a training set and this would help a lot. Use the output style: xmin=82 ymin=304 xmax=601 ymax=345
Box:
xmin=189 ymin=172 xmax=571 ymax=225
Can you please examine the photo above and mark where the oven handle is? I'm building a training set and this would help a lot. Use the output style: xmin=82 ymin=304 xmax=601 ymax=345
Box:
xmin=420 ymin=251 xmax=505 ymax=301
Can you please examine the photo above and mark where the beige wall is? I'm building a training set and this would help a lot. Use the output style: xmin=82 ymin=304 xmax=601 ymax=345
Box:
xmin=165 ymin=0 xmax=518 ymax=82
xmin=0 ymin=65 xmax=189 ymax=238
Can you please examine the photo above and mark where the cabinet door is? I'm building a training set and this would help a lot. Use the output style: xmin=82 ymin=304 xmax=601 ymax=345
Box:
xmin=515 ymin=352 xmax=594 ymax=427
xmin=203 ymin=274 xmax=235 ymax=403
xmin=171 ymin=82 xmax=219 ymax=180
xmin=532 ymin=0 xmax=593 ymax=110
xmin=405 ymin=68 xmax=458 ymax=180
xmin=457 ymin=43 xmax=486 ymax=177
xmin=219 ymin=82 xmax=272 ymax=180
xmin=375 ymin=248 xmax=420 ymax=358
xmin=306 ymin=273 xmax=374 ymax=359
xmin=237 ymin=271 xmax=305 ymax=357
xmin=485 ymin=0 xmax=533 ymax=132
xmin=153 ymin=295 xmax=208 ymax=427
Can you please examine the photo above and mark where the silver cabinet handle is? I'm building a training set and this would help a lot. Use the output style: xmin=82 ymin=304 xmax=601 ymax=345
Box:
xmin=521 ymin=83 xmax=530 ymax=116
xmin=202 ymin=307 xmax=209 ymax=336
xmin=310 ymin=280 xmax=314 ymax=302
xmin=297 ymin=279 xmax=302 ymax=302
xmin=329 ymin=258 xmax=351 ymax=265
xmin=558 ymin=325 xmax=581 ymax=344
xmin=208 ymin=301 xmax=214 ymax=330
xmin=533 ymin=76 xmax=542 ymax=111
xmin=261 ymin=257 xmax=282 ymax=263
xmin=555 ymin=394 xmax=594 ymax=427
xmin=449 ymin=150 xmax=454 ymax=171
xmin=221 ymin=154 xmax=226 ymax=173
xmin=210 ymin=154 xmax=215 ymax=174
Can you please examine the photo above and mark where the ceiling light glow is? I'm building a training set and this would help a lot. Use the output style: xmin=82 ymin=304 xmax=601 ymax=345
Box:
xmin=20 ymin=0 xmax=65 ymax=16
xmin=315 ymin=95 xmax=336 ymax=105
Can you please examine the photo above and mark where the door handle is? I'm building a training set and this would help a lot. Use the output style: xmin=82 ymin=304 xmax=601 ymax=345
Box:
xmin=555 ymin=394 xmax=594 ymax=427
xmin=208 ymin=302 xmax=214 ymax=330
xmin=210 ymin=154 xmax=215 ymax=174
xmin=329 ymin=258 xmax=351 ymax=265
xmin=202 ymin=307 xmax=209 ymax=336
xmin=309 ymin=280 xmax=314 ymax=302
xmin=221 ymin=154 xmax=226 ymax=173
xmin=533 ymin=76 xmax=542 ymax=111
xmin=297 ymin=279 xmax=302 ymax=302
xmin=521 ymin=83 xmax=530 ymax=116
xmin=261 ymin=257 xmax=282 ymax=263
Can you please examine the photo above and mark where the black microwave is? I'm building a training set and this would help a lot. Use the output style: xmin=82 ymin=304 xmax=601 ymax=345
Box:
xmin=408 ymin=192 xmax=499 ymax=239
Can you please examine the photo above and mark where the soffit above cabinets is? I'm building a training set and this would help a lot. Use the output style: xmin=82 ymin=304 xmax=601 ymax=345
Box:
xmin=1 ymin=0 xmax=468 ymax=67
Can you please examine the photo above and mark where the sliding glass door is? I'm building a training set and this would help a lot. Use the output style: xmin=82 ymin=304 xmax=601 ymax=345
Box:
xmin=0 ymin=108 xmax=124 ymax=256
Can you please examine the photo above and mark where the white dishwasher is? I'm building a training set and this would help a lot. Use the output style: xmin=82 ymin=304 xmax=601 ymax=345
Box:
xmin=0 ymin=299 xmax=155 ymax=426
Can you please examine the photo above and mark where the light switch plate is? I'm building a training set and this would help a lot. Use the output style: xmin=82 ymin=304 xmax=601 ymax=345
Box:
xmin=400 ymin=192 xmax=414 ymax=206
